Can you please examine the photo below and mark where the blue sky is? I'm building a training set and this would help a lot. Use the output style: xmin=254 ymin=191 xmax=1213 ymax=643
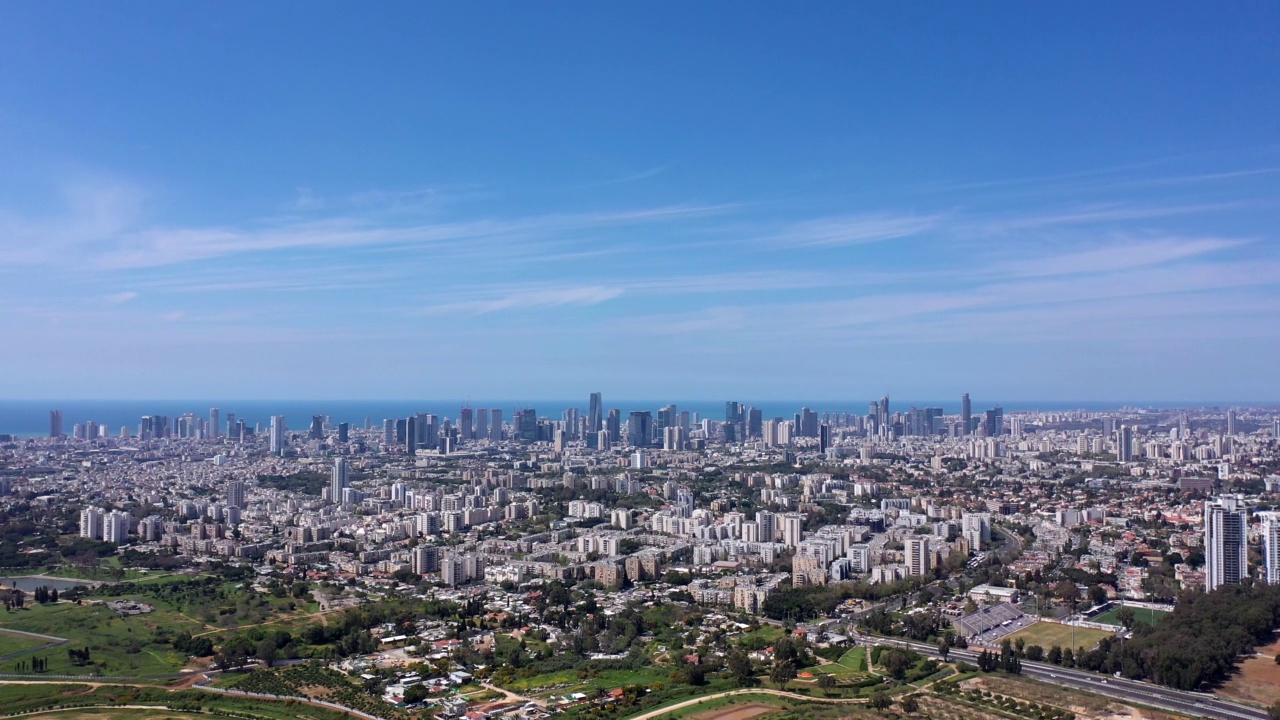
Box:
xmin=1 ymin=2 xmax=1278 ymax=401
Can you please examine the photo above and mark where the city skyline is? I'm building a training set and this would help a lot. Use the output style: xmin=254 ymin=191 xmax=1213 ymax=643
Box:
xmin=1 ymin=5 xmax=1279 ymax=399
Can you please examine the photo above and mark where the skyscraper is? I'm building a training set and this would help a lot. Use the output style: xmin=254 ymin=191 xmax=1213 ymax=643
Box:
xmin=1226 ymin=408 xmax=1238 ymax=436
xmin=628 ymin=411 xmax=652 ymax=448
xmin=49 ymin=410 xmax=63 ymax=438
xmin=227 ymin=480 xmax=246 ymax=509
xmin=331 ymin=458 xmax=349 ymax=504
xmin=606 ymin=408 xmax=621 ymax=444
xmin=459 ymin=407 xmax=474 ymax=441
xmin=309 ymin=415 xmax=325 ymax=440
xmin=1204 ymin=495 xmax=1247 ymax=592
xmin=209 ymin=408 xmax=220 ymax=439
xmin=588 ymin=393 xmax=603 ymax=436
xmin=489 ymin=409 xmax=503 ymax=441
xmin=905 ymin=536 xmax=931 ymax=576
xmin=1260 ymin=512 xmax=1280 ymax=586
xmin=475 ymin=408 xmax=489 ymax=441
xmin=1116 ymin=425 xmax=1134 ymax=462
xmin=269 ymin=416 xmax=287 ymax=454
xmin=961 ymin=393 xmax=971 ymax=436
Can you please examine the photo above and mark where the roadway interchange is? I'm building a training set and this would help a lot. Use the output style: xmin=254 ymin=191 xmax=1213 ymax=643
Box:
xmin=867 ymin=635 xmax=1268 ymax=720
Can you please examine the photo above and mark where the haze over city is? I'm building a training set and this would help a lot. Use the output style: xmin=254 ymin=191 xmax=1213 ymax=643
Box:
xmin=1 ymin=4 xmax=1278 ymax=400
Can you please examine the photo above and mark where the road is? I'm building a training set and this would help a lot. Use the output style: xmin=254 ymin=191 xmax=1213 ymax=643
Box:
xmin=866 ymin=634 xmax=1267 ymax=720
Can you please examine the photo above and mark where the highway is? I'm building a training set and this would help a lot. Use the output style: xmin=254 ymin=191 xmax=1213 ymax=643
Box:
xmin=867 ymin=634 xmax=1267 ymax=720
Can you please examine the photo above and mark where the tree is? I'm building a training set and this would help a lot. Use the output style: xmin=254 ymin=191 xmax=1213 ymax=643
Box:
xmin=869 ymin=692 xmax=892 ymax=710
xmin=899 ymin=694 xmax=920 ymax=714
xmin=769 ymin=659 xmax=797 ymax=690
xmin=256 ymin=637 xmax=278 ymax=668
xmin=817 ymin=673 xmax=836 ymax=695
xmin=1088 ymin=585 xmax=1107 ymax=607
xmin=728 ymin=649 xmax=755 ymax=687
xmin=1114 ymin=606 xmax=1137 ymax=630
xmin=1025 ymin=645 xmax=1044 ymax=662
xmin=1047 ymin=645 xmax=1062 ymax=665
xmin=938 ymin=638 xmax=950 ymax=662
xmin=404 ymin=683 xmax=429 ymax=705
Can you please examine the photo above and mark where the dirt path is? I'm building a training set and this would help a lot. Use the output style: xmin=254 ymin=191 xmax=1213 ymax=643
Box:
xmin=622 ymin=687 xmax=870 ymax=720
xmin=480 ymin=680 xmax=547 ymax=708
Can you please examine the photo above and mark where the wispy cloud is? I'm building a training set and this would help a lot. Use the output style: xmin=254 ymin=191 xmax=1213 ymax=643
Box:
xmin=417 ymin=285 xmax=623 ymax=316
xmin=103 ymin=291 xmax=138 ymax=304
xmin=760 ymin=212 xmax=943 ymax=248
xmin=995 ymin=236 xmax=1247 ymax=278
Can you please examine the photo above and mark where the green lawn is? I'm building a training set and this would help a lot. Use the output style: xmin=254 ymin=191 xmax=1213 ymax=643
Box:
xmin=1091 ymin=606 xmax=1168 ymax=628
xmin=838 ymin=646 xmax=866 ymax=671
xmin=1004 ymin=621 xmax=1114 ymax=652
xmin=0 ymin=600 xmax=204 ymax=676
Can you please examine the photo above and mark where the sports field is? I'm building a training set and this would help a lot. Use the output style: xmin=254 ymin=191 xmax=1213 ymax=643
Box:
xmin=1004 ymin=621 xmax=1113 ymax=652
xmin=1091 ymin=606 xmax=1168 ymax=628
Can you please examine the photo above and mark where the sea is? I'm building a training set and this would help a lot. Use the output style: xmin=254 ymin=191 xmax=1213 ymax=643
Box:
xmin=0 ymin=399 xmax=1258 ymax=438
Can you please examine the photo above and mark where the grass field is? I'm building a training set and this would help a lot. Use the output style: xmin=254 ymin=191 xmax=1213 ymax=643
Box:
xmin=1004 ymin=621 xmax=1114 ymax=652
xmin=0 ymin=600 xmax=204 ymax=676
xmin=0 ymin=683 xmax=354 ymax=720
xmin=1091 ymin=606 xmax=1168 ymax=628
xmin=807 ymin=646 xmax=868 ymax=679
xmin=0 ymin=628 xmax=55 ymax=657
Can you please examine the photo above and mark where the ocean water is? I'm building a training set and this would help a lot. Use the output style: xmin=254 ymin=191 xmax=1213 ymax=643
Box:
xmin=0 ymin=398 xmax=1253 ymax=438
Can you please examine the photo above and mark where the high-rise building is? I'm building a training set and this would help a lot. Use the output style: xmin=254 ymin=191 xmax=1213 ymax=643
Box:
xmin=747 ymin=407 xmax=763 ymax=438
xmin=984 ymin=407 xmax=1004 ymax=437
xmin=309 ymin=415 xmax=325 ymax=440
xmin=79 ymin=508 xmax=104 ymax=539
xmin=588 ymin=393 xmax=603 ymax=436
xmin=1204 ymin=495 xmax=1247 ymax=592
xmin=269 ymin=416 xmax=287 ymax=454
xmin=331 ymin=458 xmax=350 ymax=504
xmin=905 ymin=536 xmax=931 ymax=576
xmin=519 ymin=408 xmax=538 ymax=442
xmin=961 ymin=393 xmax=971 ymax=436
xmin=1227 ymin=408 xmax=1238 ymax=437
xmin=780 ymin=512 xmax=804 ymax=547
xmin=227 ymin=480 xmax=246 ymax=509
xmin=103 ymin=511 xmax=131 ymax=544
xmin=475 ymin=408 xmax=489 ymax=442
xmin=1116 ymin=425 xmax=1134 ymax=462
xmin=459 ymin=407 xmax=473 ymax=441
xmin=49 ymin=410 xmax=64 ymax=438
xmin=337 ymin=422 xmax=349 ymax=443
xmin=489 ymin=409 xmax=503 ymax=441
xmin=209 ymin=408 xmax=220 ymax=439
xmin=628 ymin=411 xmax=652 ymax=448
xmin=755 ymin=510 xmax=776 ymax=543
xmin=1260 ymin=512 xmax=1280 ymax=586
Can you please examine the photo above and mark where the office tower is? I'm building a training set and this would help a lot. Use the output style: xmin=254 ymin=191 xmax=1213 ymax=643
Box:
xmin=227 ymin=480 xmax=246 ymax=509
xmin=657 ymin=404 xmax=677 ymax=438
xmin=905 ymin=536 xmax=931 ymax=576
xmin=755 ymin=511 xmax=776 ymax=543
xmin=983 ymin=406 xmax=1004 ymax=437
xmin=406 ymin=416 xmax=417 ymax=454
xmin=269 ymin=416 xmax=287 ymax=454
xmin=1260 ymin=512 xmax=1280 ymax=585
xmin=1274 ymin=418 xmax=1280 ymax=439
xmin=1204 ymin=495 xmax=1247 ymax=592
xmin=331 ymin=458 xmax=350 ymax=504
xmin=49 ymin=410 xmax=63 ymax=438
xmin=961 ymin=393 xmax=971 ymax=436
xmin=337 ymin=422 xmax=349 ymax=443
xmin=1116 ymin=425 xmax=1134 ymax=462
xmin=725 ymin=401 xmax=740 ymax=423
xmin=518 ymin=408 xmax=538 ymax=442
xmin=209 ymin=408 xmax=220 ymax=438
xmin=309 ymin=415 xmax=324 ymax=440
xmin=475 ymin=408 xmax=489 ymax=441
xmin=383 ymin=419 xmax=396 ymax=446
xmin=1227 ymin=408 xmax=1237 ymax=436
xmin=879 ymin=396 xmax=890 ymax=428
xmin=628 ymin=411 xmax=653 ymax=447
xmin=588 ymin=393 xmax=603 ymax=435
xmin=225 ymin=412 xmax=236 ymax=436
xmin=799 ymin=408 xmax=818 ymax=437
xmin=489 ymin=409 xmax=503 ymax=441
xmin=459 ymin=407 xmax=473 ymax=441
xmin=597 ymin=429 xmax=611 ymax=451
xmin=819 ymin=424 xmax=830 ymax=453
xmin=747 ymin=407 xmax=763 ymax=438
